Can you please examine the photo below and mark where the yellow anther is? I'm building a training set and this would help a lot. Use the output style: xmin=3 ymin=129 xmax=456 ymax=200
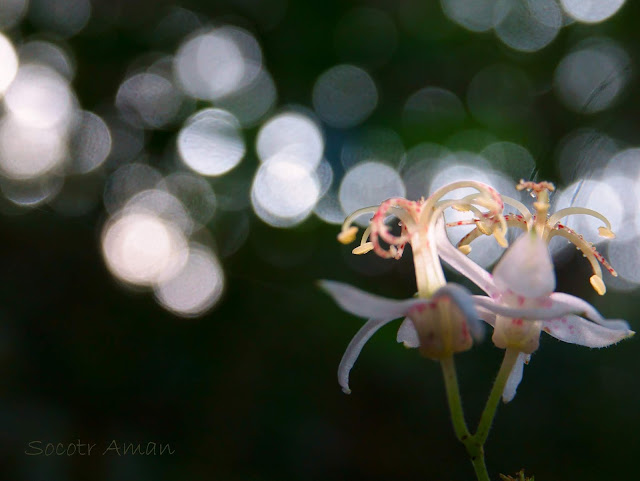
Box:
xmin=493 ymin=228 xmax=508 ymax=248
xmin=598 ymin=227 xmax=616 ymax=239
xmin=337 ymin=226 xmax=358 ymax=244
xmin=589 ymin=275 xmax=606 ymax=296
xmin=458 ymin=245 xmax=472 ymax=255
xmin=477 ymin=222 xmax=491 ymax=235
xmin=452 ymin=204 xmax=471 ymax=212
xmin=352 ymin=243 xmax=374 ymax=255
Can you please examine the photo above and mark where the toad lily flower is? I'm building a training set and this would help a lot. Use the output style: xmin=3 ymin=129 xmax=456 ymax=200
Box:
xmin=336 ymin=181 xmax=508 ymax=298
xmin=319 ymin=280 xmax=482 ymax=394
xmin=436 ymin=224 xmax=634 ymax=402
xmin=450 ymin=180 xmax=617 ymax=295
xmin=323 ymin=181 xmax=508 ymax=393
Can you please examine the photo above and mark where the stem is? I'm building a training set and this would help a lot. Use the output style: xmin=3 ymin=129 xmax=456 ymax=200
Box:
xmin=440 ymin=356 xmax=470 ymax=440
xmin=441 ymin=357 xmax=491 ymax=481
xmin=475 ymin=348 xmax=519 ymax=446
xmin=470 ymin=453 xmax=491 ymax=481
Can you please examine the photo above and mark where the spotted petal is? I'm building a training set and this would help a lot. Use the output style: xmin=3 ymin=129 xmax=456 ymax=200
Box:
xmin=338 ymin=318 xmax=397 ymax=394
xmin=493 ymin=232 xmax=555 ymax=298
xmin=318 ymin=280 xmax=422 ymax=320
xmin=542 ymin=315 xmax=634 ymax=347
xmin=549 ymin=292 xmax=632 ymax=330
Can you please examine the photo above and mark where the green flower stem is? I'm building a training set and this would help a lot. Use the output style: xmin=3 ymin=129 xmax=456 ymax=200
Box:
xmin=440 ymin=356 xmax=470 ymax=440
xmin=441 ymin=356 xmax=490 ymax=481
xmin=441 ymin=349 xmax=520 ymax=481
xmin=475 ymin=348 xmax=520 ymax=446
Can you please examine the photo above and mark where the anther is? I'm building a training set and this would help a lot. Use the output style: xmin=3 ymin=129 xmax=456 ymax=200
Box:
xmin=337 ymin=226 xmax=358 ymax=244
xmin=598 ymin=227 xmax=616 ymax=239
xmin=458 ymin=245 xmax=472 ymax=255
xmin=352 ymin=243 xmax=374 ymax=255
xmin=589 ymin=275 xmax=606 ymax=296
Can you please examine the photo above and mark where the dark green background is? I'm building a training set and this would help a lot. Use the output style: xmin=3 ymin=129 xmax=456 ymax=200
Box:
xmin=1 ymin=1 xmax=639 ymax=480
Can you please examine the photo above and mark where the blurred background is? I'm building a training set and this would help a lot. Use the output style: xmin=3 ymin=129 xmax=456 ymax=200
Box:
xmin=1 ymin=0 xmax=639 ymax=479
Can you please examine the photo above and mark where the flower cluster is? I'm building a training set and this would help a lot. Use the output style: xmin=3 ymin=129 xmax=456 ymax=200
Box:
xmin=320 ymin=180 xmax=633 ymax=399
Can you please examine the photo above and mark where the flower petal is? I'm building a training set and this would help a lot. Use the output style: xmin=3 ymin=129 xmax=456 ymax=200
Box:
xmin=319 ymin=280 xmax=420 ymax=320
xmin=548 ymin=292 xmax=631 ymax=331
xmin=502 ymin=352 xmax=530 ymax=403
xmin=492 ymin=232 xmax=555 ymax=298
xmin=435 ymin=219 xmax=498 ymax=297
xmin=433 ymin=283 xmax=485 ymax=341
xmin=542 ymin=315 xmax=634 ymax=347
xmin=473 ymin=295 xmax=580 ymax=320
xmin=338 ymin=318 xmax=397 ymax=394
xmin=396 ymin=318 xmax=420 ymax=348
xmin=475 ymin=306 xmax=496 ymax=327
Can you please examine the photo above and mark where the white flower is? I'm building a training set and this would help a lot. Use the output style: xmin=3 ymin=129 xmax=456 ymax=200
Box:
xmin=318 ymin=280 xmax=482 ymax=394
xmin=436 ymin=225 xmax=634 ymax=402
xmin=451 ymin=180 xmax=617 ymax=295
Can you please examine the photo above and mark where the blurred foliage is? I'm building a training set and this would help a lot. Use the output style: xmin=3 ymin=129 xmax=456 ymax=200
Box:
xmin=1 ymin=1 xmax=640 ymax=481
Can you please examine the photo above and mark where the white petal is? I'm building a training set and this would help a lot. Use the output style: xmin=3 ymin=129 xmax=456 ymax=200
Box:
xmin=338 ymin=318 xmax=396 ymax=394
xmin=396 ymin=318 xmax=420 ymax=348
xmin=502 ymin=352 xmax=530 ymax=403
xmin=476 ymin=306 xmax=496 ymax=327
xmin=473 ymin=296 xmax=578 ymax=320
xmin=550 ymin=293 xmax=632 ymax=330
xmin=319 ymin=280 xmax=420 ymax=320
xmin=542 ymin=315 xmax=634 ymax=348
xmin=492 ymin=232 xmax=555 ymax=298
xmin=435 ymin=219 xmax=498 ymax=297
xmin=549 ymin=292 xmax=604 ymax=321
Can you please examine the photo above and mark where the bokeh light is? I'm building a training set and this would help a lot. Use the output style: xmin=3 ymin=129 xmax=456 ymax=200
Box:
xmin=154 ymin=244 xmax=225 ymax=317
xmin=4 ymin=64 xmax=77 ymax=129
xmin=251 ymin=152 xmax=321 ymax=227
xmin=19 ymin=40 xmax=75 ymax=80
xmin=339 ymin=161 xmax=405 ymax=225
xmin=555 ymin=128 xmax=619 ymax=183
xmin=0 ymin=33 xmax=19 ymax=96
xmin=256 ymin=110 xmax=324 ymax=168
xmin=215 ymin=69 xmax=277 ymax=127
xmin=494 ymin=0 xmax=562 ymax=52
xmin=312 ymin=64 xmax=378 ymax=129
xmin=554 ymin=38 xmax=630 ymax=114
xmin=403 ymin=87 xmax=466 ymax=134
xmin=0 ymin=0 xmax=28 ymax=30
xmin=161 ymin=172 xmax=217 ymax=228
xmin=103 ymin=163 xmax=164 ymax=215
xmin=174 ymin=26 xmax=262 ymax=102
xmin=0 ymin=117 xmax=67 ymax=180
xmin=116 ymin=72 xmax=184 ymax=129
xmin=560 ymin=0 xmax=626 ymax=24
xmin=440 ymin=0 xmax=496 ymax=32
xmin=178 ymin=109 xmax=245 ymax=177
xmin=68 ymin=111 xmax=112 ymax=174
xmin=102 ymin=211 xmax=189 ymax=287
xmin=28 ymin=0 xmax=91 ymax=38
